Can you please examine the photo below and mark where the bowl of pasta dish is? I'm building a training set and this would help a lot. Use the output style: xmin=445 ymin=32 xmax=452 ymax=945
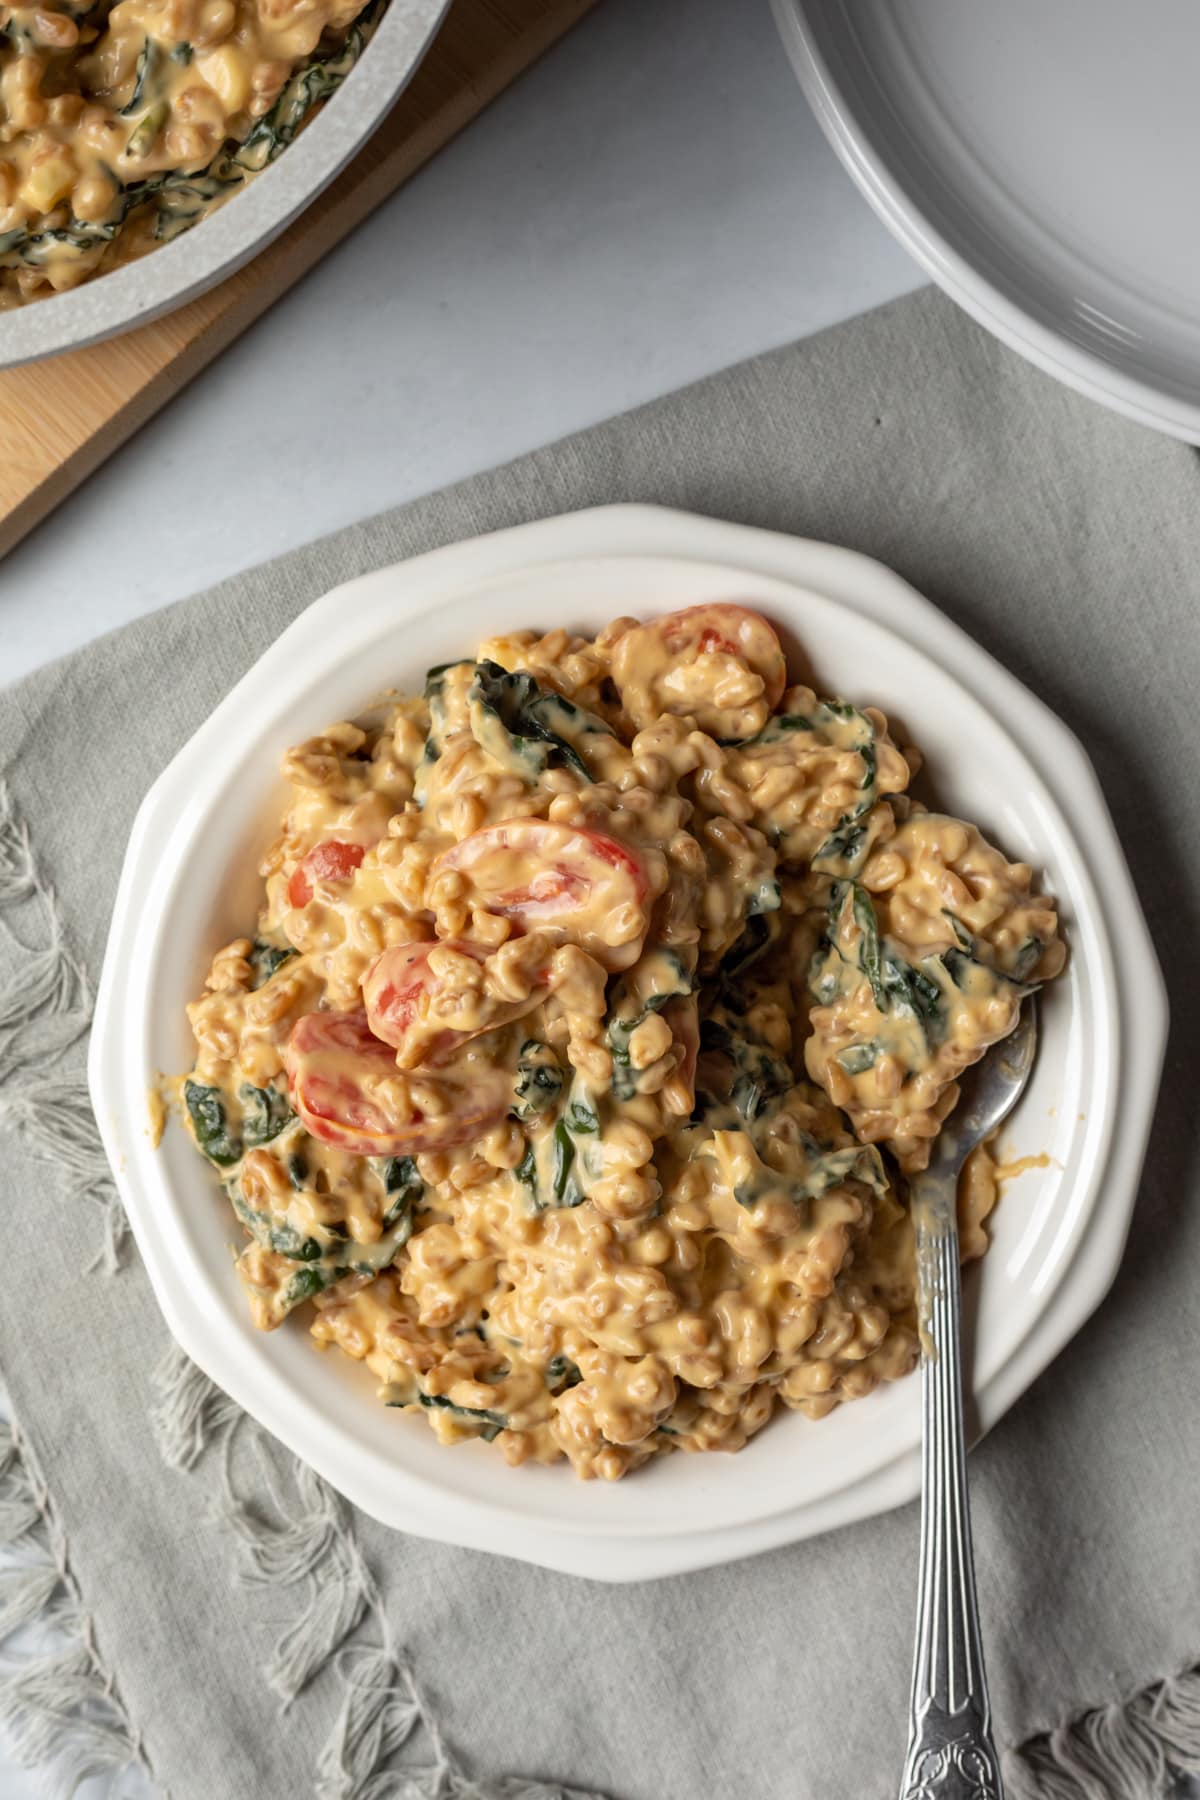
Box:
xmin=88 ymin=505 xmax=1166 ymax=1579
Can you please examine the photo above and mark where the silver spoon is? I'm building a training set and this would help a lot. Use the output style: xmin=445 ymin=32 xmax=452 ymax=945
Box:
xmin=899 ymin=1000 xmax=1038 ymax=1800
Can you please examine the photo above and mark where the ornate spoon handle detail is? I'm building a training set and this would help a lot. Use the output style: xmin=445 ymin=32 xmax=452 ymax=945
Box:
xmin=900 ymin=1175 xmax=1004 ymax=1800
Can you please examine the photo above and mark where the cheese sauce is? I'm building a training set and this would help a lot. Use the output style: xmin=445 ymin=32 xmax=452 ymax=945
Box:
xmin=179 ymin=604 xmax=1064 ymax=1480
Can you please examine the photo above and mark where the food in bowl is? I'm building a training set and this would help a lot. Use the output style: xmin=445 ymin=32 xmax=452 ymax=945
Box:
xmin=179 ymin=604 xmax=1064 ymax=1480
xmin=0 ymin=0 xmax=385 ymax=308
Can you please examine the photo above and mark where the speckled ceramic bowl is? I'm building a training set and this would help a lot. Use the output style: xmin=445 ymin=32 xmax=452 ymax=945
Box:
xmin=0 ymin=0 xmax=447 ymax=369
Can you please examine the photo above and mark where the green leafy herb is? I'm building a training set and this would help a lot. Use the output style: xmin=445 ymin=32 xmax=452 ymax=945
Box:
xmin=381 ymin=1154 xmax=421 ymax=1196
xmin=836 ymin=1042 xmax=880 ymax=1076
xmin=510 ymin=1041 xmax=564 ymax=1122
xmin=239 ymin=1082 xmax=293 ymax=1148
xmin=845 ymin=882 xmax=883 ymax=998
xmin=468 ymin=660 xmax=599 ymax=783
xmin=941 ymin=932 xmax=1038 ymax=999
xmin=123 ymin=101 xmax=168 ymax=160
xmin=551 ymin=1119 xmax=582 ymax=1206
xmin=153 ymin=167 xmax=245 ymax=241
xmin=831 ymin=882 xmax=943 ymax=1029
xmin=416 ymin=1392 xmax=506 ymax=1442
xmin=0 ymin=222 xmax=118 ymax=265
xmin=378 ymin=1156 xmax=423 ymax=1236
xmin=881 ymin=949 xmax=943 ymax=1025
xmin=727 ymin=712 xmax=812 ymax=746
xmin=120 ymin=38 xmax=162 ymax=116
xmin=812 ymin=817 xmax=871 ymax=874
xmin=184 ymin=1080 xmax=240 ymax=1166
xmin=1012 ymin=936 xmax=1044 ymax=980
xmin=230 ymin=1186 xmax=326 ymax=1262
xmin=270 ymin=1210 xmax=417 ymax=1311
xmin=249 ymin=940 xmax=297 ymax=988
xmin=236 ymin=3 xmax=383 ymax=170
xmin=606 ymin=954 xmax=692 ymax=1101
xmin=699 ymin=1018 xmax=791 ymax=1124
xmin=424 ymin=659 xmax=470 ymax=698
xmin=545 ymin=1355 xmax=582 ymax=1393
xmin=514 ymin=1085 xmax=600 ymax=1212
xmin=718 ymin=911 xmax=780 ymax=983
xmin=735 ymin=1138 xmax=888 ymax=1208
xmin=746 ymin=875 xmax=782 ymax=917
xmin=283 ymin=1267 xmax=325 ymax=1306
xmin=949 ymin=921 xmax=1043 ymax=993
xmin=565 ymin=1098 xmax=599 ymax=1133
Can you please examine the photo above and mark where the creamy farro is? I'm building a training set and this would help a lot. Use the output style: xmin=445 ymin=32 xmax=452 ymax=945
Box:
xmin=179 ymin=604 xmax=1064 ymax=1480
xmin=0 ymin=0 xmax=384 ymax=307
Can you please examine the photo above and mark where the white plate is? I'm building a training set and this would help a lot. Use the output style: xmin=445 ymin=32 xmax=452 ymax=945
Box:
xmin=0 ymin=0 xmax=447 ymax=368
xmin=772 ymin=0 xmax=1200 ymax=441
xmin=88 ymin=505 xmax=1166 ymax=1581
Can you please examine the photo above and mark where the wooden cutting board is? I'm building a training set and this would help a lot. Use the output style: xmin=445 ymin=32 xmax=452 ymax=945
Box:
xmin=0 ymin=0 xmax=596 ymax=560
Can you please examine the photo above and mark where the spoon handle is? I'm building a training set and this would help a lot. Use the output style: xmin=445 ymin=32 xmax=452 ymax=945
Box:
xmin=900 ymin=1174 xmax=1004 ymax=1800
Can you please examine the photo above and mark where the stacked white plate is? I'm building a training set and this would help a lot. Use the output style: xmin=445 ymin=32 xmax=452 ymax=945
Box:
xmin=773 ymin=0 xmax=1200 ymax=440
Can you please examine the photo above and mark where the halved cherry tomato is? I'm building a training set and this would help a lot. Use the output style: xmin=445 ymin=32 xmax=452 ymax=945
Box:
xmin=655 ymin=605 xmax=787 ymax=710
xmin=434 ymin=820 xmax=649 ymax=971
xmin=288 ymin=840 xmax=367 ymax=909
xmin=363 ymin=939 xmax=546 ymax=1068
xmin=611 ymin=603 xmax=787 ymax=736
xmin=284 ymin=1009 xmax=507 ymax=1155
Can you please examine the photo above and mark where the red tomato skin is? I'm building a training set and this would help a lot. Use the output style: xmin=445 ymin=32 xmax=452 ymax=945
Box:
xmin=438 ymin=820 xmax=646 ymax=913
xmin=434 ymin=820 xmax=651 ymax=971
xmin=288 ymin=840 xmax=368 ymax=909
xmin=363 ymin=940 xmax=487 ymax=1055
xmin=657 ymin=604 xmax=787 ymax=710
xmin=284 ymin=1008 xmax=507 ymax=1155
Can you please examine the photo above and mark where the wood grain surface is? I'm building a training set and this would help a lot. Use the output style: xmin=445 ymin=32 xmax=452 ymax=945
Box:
xmin=0 ymin=0 xmax=596 ymax=558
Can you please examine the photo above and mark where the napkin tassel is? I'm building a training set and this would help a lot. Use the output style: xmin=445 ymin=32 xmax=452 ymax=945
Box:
xmin=0 ymin=781 xmax=127 ymax=1274
xmin=1003 ymin=1664 xmax=1200 ymax=1799
xmin=150 ymin=1332 xmax=244 ymax=1472
xmin=149 ymin=1343 xmax=609 ymax=1800
xmin=0 ymin=793 xmax=151 ymax=1794
xmin=0 ymin=1415 xmax=147 ymax=1797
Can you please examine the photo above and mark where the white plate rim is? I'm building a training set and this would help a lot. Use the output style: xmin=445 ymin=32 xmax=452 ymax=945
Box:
xmin=87 ymin=504 xmax=1167 ymax=1580
xmin=770 ymin=0 xmax=1200 ymax=444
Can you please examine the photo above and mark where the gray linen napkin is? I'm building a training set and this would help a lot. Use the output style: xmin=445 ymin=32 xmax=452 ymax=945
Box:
xmin=1 ymin=287 xmax=1198 ymax=1800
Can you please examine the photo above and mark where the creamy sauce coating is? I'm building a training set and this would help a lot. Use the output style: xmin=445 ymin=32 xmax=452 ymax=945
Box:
xmin=179 ymin=605 xmax=1063 ymax=1479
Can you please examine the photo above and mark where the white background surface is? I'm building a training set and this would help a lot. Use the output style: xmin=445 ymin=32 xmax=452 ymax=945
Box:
xmin=12 ymin=0 xmax=1169 ymax=1795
